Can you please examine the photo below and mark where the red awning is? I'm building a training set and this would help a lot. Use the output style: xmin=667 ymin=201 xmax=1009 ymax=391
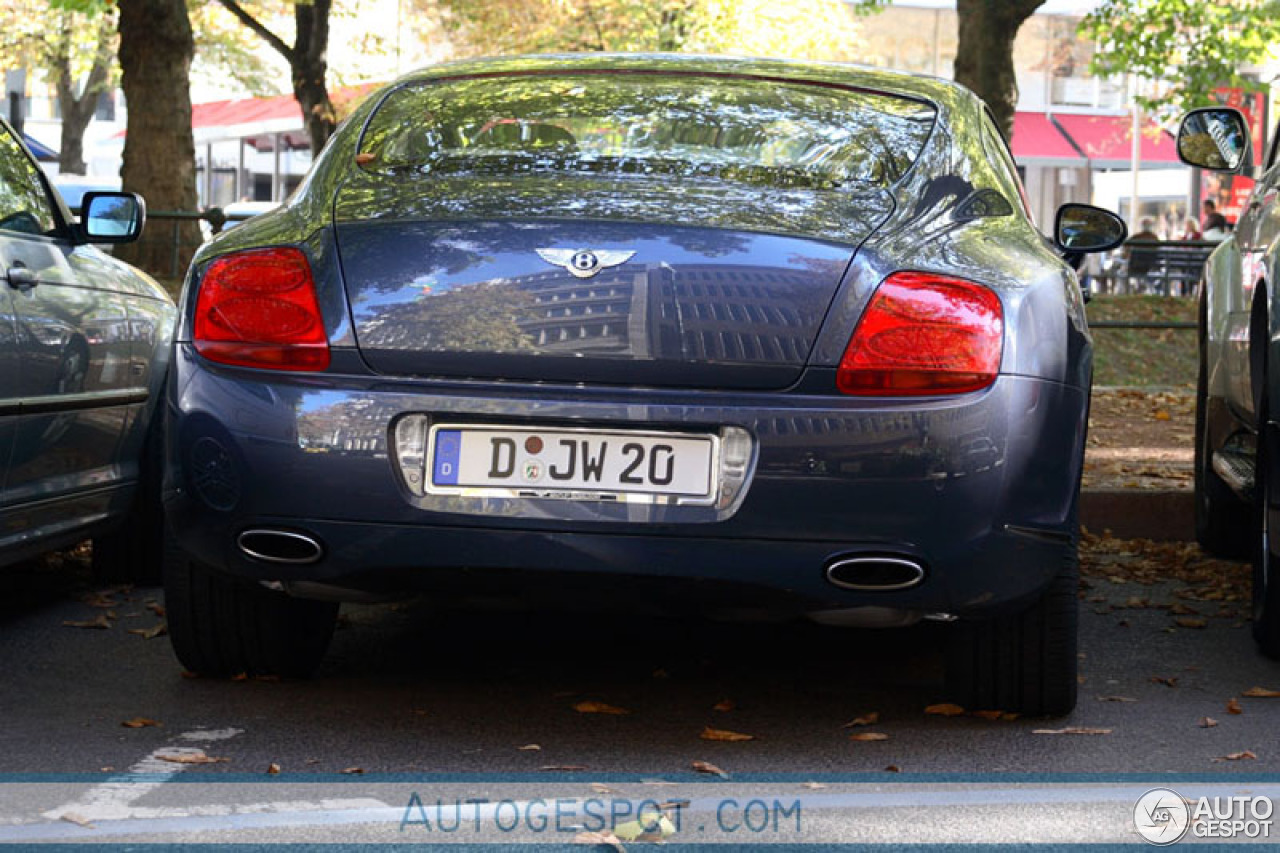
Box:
xmin=1011 ymin=112 xmax=1082 ymax=165
xmin=1052 ymin=113 xmax=1180 ymax=168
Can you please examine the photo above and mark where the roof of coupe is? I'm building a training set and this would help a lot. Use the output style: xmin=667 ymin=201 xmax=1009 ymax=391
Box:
xmin=385 ymin=52 xmax=971 ymax=107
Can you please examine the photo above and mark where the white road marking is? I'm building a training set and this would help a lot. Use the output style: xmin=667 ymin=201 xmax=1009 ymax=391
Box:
xmin=40 ymin=727 xmax=245 ymax=823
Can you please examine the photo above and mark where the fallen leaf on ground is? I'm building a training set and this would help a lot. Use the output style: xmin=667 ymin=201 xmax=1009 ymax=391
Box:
xmin=127 ymin=622 xmax=167 ymax=640
xmin=267 ymin=763 xmax=281 ymax=775
xmin=884 ymin=764 xmax=902 ymax=772
xmin=924 ymin=703 xmax=965 ymax=717
xmin=842 ymin=712 xmax=879 ymax=728
xmin=1154 ymin=410 xmax=1171 ymax=421
xmin=540 ymin=764 xmax=588 ymax=772
xmin=83 ymin=593 xmax=118 ymax=609
xmin=849 ymin=732 xmax=890 ymax=742
xmin=1242 ymin=686 xmax=1280 ymax=698
xmin=712 ymin=699 xmax=735 ymax=712
xmin=1032 ymin=727 xmax=1112 ymax=735
xmin=230 ymin=673 xmax=249 ymax=682
xmin=700 ymin=726 xmax=755 ymax=742
xmin=146 ymin=602 xmax=165 ymax=617
xmin=1198 ymin=717 xmax=1218 ymax=728
xmin=60 ymin=813 xmax=94 ymax=828
xmin=591 ymin=782 xmax=622 ymax=795
xmin=517 ymin=744 xmax=542 ymax=751
xmin=1150 ymin=676 xmax=1179 ymax=687
xmin=969 ymin=710 xmax=1006 ymax=720
xmin=574 ymin=830 xmax=625 ymax=851
xmin=691 ymin=760 xmax=728 ymax=778
xmin=1097 ymin=696 xmax=1138 ymax=703
xmin=121 ymin=717 xmax=160 ymax=728
xmin=1212 ymin=751 xmax=1257 ymax=762
xmin=574 ymin=701 xmax=630 ymax=716
xmin=63 ymin=614 xmax=111 ymax=630
xmin=801 ymin=782 xmax=827 ymax=790
xmin=156 ymin=749 xmax=228 ymax=765
xmin=1227 ymin=698 xmax=1243 ymax=714
xmin=615 ymin=813 xmax=676 ymax=841
xmin=341 ymin=767 xmax=364 ymax=775
xmin=1175 ymin=617 xmax=1208 ymax=629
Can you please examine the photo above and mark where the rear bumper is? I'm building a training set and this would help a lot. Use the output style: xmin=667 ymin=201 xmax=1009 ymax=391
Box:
xmin=164 ymin=345 xmax=1088 ymax=618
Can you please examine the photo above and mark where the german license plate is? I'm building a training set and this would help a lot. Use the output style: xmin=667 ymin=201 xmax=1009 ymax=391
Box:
xmin=426 ymin=424 xmax=716 ymax=501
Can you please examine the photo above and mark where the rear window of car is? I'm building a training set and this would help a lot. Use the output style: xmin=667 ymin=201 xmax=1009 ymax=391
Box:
xmin=356 ymin=72 xmax=937 ymax=190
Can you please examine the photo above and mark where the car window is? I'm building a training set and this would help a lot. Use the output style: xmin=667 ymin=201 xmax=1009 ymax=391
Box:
xmin=358 ymin=72 xmax=937 ymax=191
xmin=980 ymin=110 xmax=1034 ymax=224
xmin=0 ymin=125 xmax=59 ymax=237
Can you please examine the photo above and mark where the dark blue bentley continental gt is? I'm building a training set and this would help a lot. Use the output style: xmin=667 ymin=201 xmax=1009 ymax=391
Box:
xmin=163 ymin=54 xmax=1125 ymax=714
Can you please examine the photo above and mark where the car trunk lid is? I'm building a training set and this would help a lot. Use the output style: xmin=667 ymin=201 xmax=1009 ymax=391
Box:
xmin=332 ymin=176 xmax=894 ymax=389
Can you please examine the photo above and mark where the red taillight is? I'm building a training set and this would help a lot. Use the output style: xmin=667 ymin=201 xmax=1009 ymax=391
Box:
xmin=837 ymin=271 xmax=1003 ymax=396
xmin=193 ymin=247 xmax=330 ymax=371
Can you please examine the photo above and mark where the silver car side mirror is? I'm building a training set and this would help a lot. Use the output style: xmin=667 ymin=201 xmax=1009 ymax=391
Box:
xmin=1177 ymin=107 xmax=1250 ymax=172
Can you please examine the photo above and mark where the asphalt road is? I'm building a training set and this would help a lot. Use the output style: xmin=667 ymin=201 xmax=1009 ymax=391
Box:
xmin=1 ymin=541 xmax=1279 ymax=844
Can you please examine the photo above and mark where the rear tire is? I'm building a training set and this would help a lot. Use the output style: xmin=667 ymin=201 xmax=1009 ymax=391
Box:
xmin=945 ymin=531 xmax=1078 ymax=716
xmin=93 ymin=393 xmax=166 ymax=584
xmin=1195 ymin=292 xmax=1251 ymax=557
xmin=163 ymin=529 xmax=338 ymax=678
xmin=1253 ymin=396 xmax=1280 ymax=659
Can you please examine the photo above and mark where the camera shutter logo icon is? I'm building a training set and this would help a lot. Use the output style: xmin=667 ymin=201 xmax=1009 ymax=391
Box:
xmin=1134 ymin=788 xmax=1190 ymax=845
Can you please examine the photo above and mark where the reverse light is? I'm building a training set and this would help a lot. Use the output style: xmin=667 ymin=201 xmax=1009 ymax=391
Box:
xmin=193 ymin=247 xmax=330 ymax=371
xmin=837 ymin=271 xmax=1003 ymax=396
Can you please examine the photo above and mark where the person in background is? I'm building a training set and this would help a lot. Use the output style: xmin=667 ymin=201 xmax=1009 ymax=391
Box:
xmin=1124 ymin=217 xmax=1160 ymax=292
xmin=1181 ymin=217 xmax=1202 ymax=241
xmin=1198 ymin=198 xmax=1228 ymax=234
xmin=1203 ymin=215 xmax=1230 ymax=242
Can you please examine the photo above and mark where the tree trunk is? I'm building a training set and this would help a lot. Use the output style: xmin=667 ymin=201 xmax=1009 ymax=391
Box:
xmin=215 ymin=0 xmax=336 ymax=158
xmin=293 ymin=0 xmax=335 ymax=156
xmin=55 ymin=70 xmax=92 ymax=176
xmin=54 ymin=15 xmax=113 ymax=177
xmin=116 ymin=0 xmax=200 ymax=281
xmin=953 ymin=0 xmax=1045 ymax=141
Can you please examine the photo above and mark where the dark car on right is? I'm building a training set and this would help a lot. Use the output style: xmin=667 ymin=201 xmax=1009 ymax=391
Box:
xmin=1177 ymin=107 xmax=1280 ymax=657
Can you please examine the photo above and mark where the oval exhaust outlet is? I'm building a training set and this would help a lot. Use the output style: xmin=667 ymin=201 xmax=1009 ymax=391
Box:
xmin=826 ymin=556 xmax=925 ymax=591
xmin=237 ymin=529 xmax=324 ymax=565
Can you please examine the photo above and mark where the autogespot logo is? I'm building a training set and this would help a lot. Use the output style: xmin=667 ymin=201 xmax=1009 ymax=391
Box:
xmin=1134 ymin=788 xmax=1190 ymax=845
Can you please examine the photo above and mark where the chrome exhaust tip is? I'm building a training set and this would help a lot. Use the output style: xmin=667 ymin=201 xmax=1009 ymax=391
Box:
xmin=825 ymin=555 xmax=925 ymax=591
xmin=237 ymin=529 xmax=324 ymax=565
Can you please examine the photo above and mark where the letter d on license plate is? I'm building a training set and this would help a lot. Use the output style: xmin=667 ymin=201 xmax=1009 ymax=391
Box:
xmin=426 ymin=424 xmax=717 ymax=502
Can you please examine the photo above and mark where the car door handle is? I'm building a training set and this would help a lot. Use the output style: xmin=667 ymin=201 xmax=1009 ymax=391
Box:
xmin=6 ymin=265 xmax=36 ymax=290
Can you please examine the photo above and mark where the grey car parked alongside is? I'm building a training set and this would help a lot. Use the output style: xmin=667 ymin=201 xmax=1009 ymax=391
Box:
xmin=1177 ymin=107 xmax=1280 ymax=658
xmin=163 ymin=55 xmax=1125 ymax=714
xmin=0 ymin=118 xmax=175 ymax=580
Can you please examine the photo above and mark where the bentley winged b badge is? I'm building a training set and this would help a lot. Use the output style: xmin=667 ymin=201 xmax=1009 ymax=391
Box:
xmin=535 ymin=248 xmax=636 ymax=278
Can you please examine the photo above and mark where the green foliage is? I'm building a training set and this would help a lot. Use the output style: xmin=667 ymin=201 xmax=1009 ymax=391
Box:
xmin=189 ymin=1 xmax=286 ymax=95
xmin=1081 ymin=0 xmax=1280 ymax=123
xmin=435 ymin=0 xmax=886 ymax=61
xmin=0 ymin=1 xmax=115 ymax=85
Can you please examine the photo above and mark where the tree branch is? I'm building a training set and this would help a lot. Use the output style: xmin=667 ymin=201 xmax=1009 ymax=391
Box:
xmin=215 ymin=0 xmax=294 ymax=63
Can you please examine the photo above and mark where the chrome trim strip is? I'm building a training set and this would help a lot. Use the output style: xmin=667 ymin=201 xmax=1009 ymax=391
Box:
xmin=0 ymin=387 xmax=148 ymax=416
